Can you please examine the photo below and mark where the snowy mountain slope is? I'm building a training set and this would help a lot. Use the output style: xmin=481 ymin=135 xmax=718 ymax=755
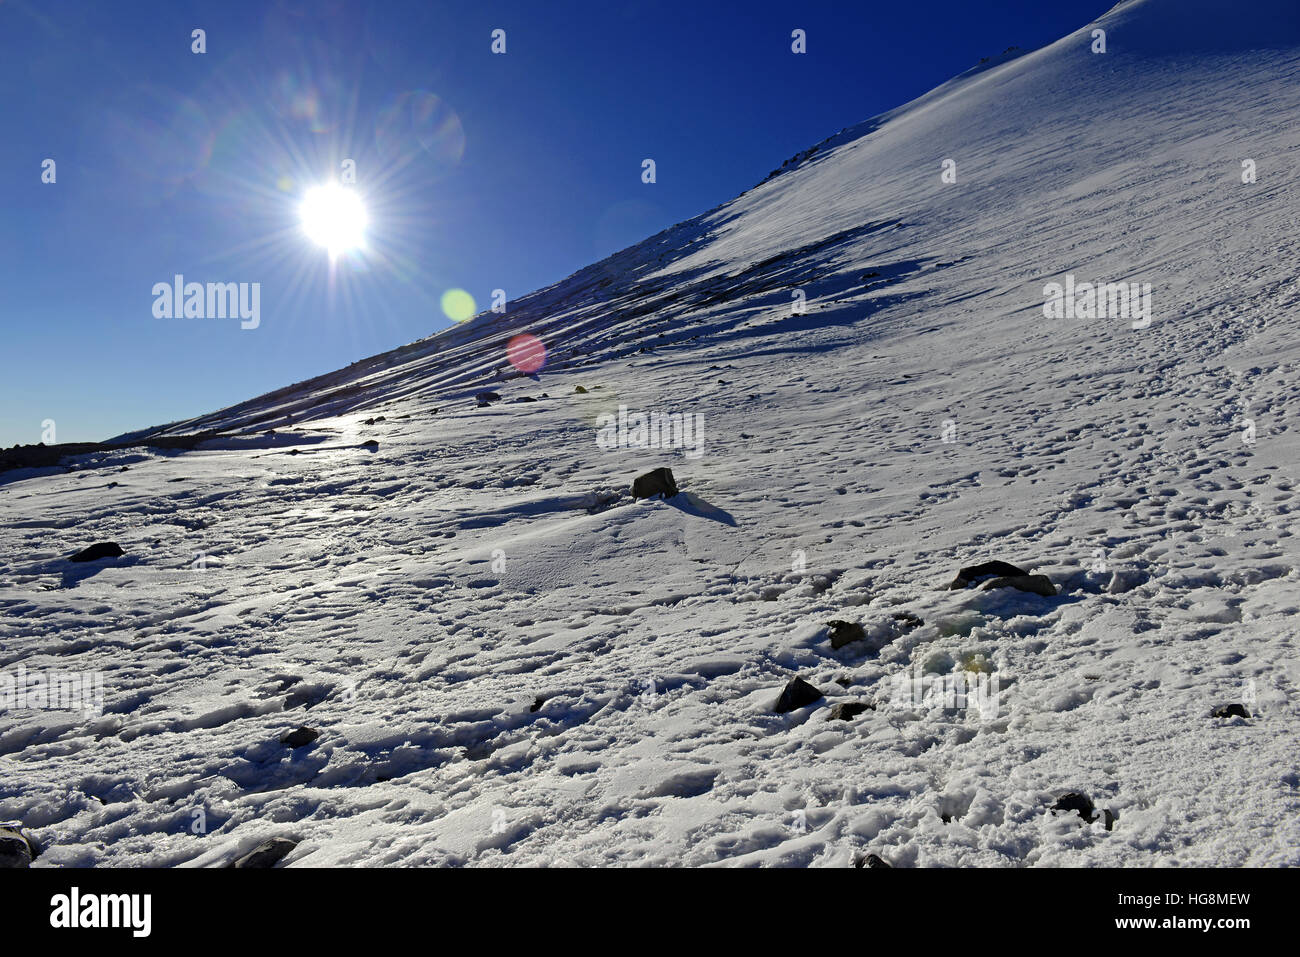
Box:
xmin=4 ymin=0 xmax=1300 ymax=867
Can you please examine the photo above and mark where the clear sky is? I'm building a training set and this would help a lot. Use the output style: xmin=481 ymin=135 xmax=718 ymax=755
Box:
xmin=0 ymin=0 xmax=1110 ymax=446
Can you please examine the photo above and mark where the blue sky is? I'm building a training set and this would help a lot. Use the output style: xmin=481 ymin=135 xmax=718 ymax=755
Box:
xmin=0 ymin=0 xmax=1109 ymax=446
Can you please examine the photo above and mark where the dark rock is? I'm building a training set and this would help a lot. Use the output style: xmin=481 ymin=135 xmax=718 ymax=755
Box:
xmin=68 ymin=542 xmax=124 ymax=563
xmin=1212 ymin=703 xmax=1250 ymax=719
xmin=513 ymin=396 xmax=537 ymax=403
xmin=574 ymin=386 xmax=588 ymax=394
xmin=632 ymin=467 xmax=678 ymax=501
xmin=828 ymin=701 xmax=874 ymax=721
xmin=827 ymin=620 xmax=867 ymax=650
xmin=1051 ymin=792 xmax=1095 ymax=822
xmin=891 ymin=612 xmax=924 ymax=632
xmin=948 ymin=560 xmax=1028 ymax=590
xmin=530 ymin=696 xmax=546 ymax=713
xmin=228 ymin=837 xmax=298 ymax=869
xmin=1102 ymin=808 xmax=1116 ymax=831
xmin=0 ymin=828 xmax=32 ymax=868
xmin=979 ymin=574 xmax=1056 ymax=598
xmin=774 ymin=676 xmax=823 ymax=714
xmin=856 ymin=853 xmax=891 ymax=869
xmin=474 ymin=391 xmax=502 ymax=403
xmin=361 ymin=439 xmax=379 ymax=449
xmin=279 ymin=726 xmax=319 ymax=749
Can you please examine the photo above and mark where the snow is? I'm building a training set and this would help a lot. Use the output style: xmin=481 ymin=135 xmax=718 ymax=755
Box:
xmin=3 ymin=0 xmax=1300 ymax=867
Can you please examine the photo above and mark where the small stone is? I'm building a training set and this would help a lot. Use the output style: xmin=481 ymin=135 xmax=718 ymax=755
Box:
xmin=474 ymin=391 xmax=502 ymax=403
xmin=1051 ymin=792 xmax=1095 ymax=822
xmin=279 ymin=726 xmax=319 ymax=749
xmin=828 ymin=701 xmax=874 ymax=721
xmin=827 ymin=620 xmax=867 ymax=650
xmin=229 ymin=837 xmax=298 ymax=869
xmin=530 ymin=696 xmax=546 ymax=713
xmin=773 ymin=676 xmax=823 ymax=714
xmin=68 ymin=542 xmax=124 ymax=563
xmin=948 ymin=560 xmax=1028 ymax=590
xmin=1212 ymin=703 xmax=1250 ymax=719
xmin=574 ymin=386 xmax=588 ymax=394
xmin=979 ymin=574 xmax=1056 ymax=597
xmin=856 ymin=853 xmax=891 ymax=868
xmin=0 ymin=828 xmax=33 ymax=868
xmin=632 ymin=467 xmax=678 ymax=501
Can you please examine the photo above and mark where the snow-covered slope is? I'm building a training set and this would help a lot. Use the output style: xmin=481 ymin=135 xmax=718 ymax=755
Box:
xmin=4 ymin=0 xmax=1300 ymax=866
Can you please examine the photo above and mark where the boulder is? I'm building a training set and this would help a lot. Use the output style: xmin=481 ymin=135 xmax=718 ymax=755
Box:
xmin=827 ymin=620 xmax=866 ymax=650
xmin=856 ymin=853 xmax=891 ymax=869
xmin=979 ymin=574 xmax=1056 ymax=597
xmin=632 ymin=467 xmax=678 ymax=501
xmin=0 ymin=828 xmax=32 ymax=868
xmin=828 ymin=701 xmax=874 ymax=721
xmin=279 ymin=726 xmax=319 ymax=749
xmin=948 ymin=560 xmax=1027 ymax=590
xmin=1051 ymin=792 xmax=1095 ymax=823
xmin=773 ymin=676 xmax=823 ymax=714
xmin=68 ymin=542 xmax=124 ymax=563
xmin=1212 ymin=703 xmax=1250 ymax=719
xmin=228 ymin=837 xmax=298 ymax=869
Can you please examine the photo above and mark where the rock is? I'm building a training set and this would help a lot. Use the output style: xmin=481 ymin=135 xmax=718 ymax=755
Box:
xmin=0 ymin=828 xmax=33 ymax=868
xmin=1212 ymin=703 xmax=1250 ymax=719
xmin=828 ymin=701 xmax=874 ymax=721
xmin=891 ymin=612 xmax=924 ymax=632
xmin=1051 ymin=792 xmax=1095 ymax=822
xmin=68 ymin=542 xmax=124 ymax=563
xmin=279 ymin=726 xmax=319 ymax=749
xmin=856 ymin=853 xmax=891 ymax=868
xmin=361 ymin=439 xmax=379 ymax=449
xmin=530 ymin=696 xmax=546 ymax=713
xmin=948 ymin=560 xmax=1028 ymax=590
xmin=574 ymin=385 xmax=588 ymax=394
xmin=773 ymin=676 xmax=823 ymax=714
xmin=1102 ymin=808 xmax=1116 ymax=831
xmin=631 ymin=467 xmax=678 ymax=501
xmin=827 ymin=620 xmax=867 ymax=650
xmin=474 ymin=391 xmax=502 ymax=403
xmin=228 ymin=837 xmax=298 ymax=869
xmin=979 ymin=574 xmax=1056 ymax=597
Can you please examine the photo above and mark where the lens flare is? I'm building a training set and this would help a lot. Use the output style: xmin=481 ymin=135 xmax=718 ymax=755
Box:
xmin=507 ymin=334 xmax=547 ymax=374
xmin=441 ymin=288 xmax=476 ymax=322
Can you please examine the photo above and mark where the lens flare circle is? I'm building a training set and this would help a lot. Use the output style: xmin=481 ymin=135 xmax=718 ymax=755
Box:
xmin=300 ymin=183 xmax=367 ymax=255
xmin=507 ymin=334 xmax=547 ymax=374
xmin=441 ymin=288 xmax=476 ymax=322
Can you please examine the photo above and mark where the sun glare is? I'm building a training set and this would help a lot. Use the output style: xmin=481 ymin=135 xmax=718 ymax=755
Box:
xmin=300 ymin=183 xmax=368 ymax=256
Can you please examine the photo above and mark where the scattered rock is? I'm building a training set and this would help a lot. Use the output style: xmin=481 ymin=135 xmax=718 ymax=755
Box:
xmin=68 ymin=542 xmax=125 ymax=563
xmin=474 ymin=391 xmax=502 ymax=403
xmin=828 ymin=701 xmax=874 ymax=721
xmin=773 ymin=676 xmax=823 ymax=714
xmin=979 ymin=574 xmax=1056 ymax=597
xmin=1051 ymin=792 xmax=1095 ymax=823
xmin=228 ymin=837 xmax=298 ymax=869
xmin=1212 ymin=703 xmax=1250 ymax=719
xmin=632 ymin=467 xmax=678 ymax=501
xmin=361 ymin=439 xmax=379 ymax=449
xmin=948 ymin=560 xmax=1028 ymax=590
xmin=279 ymin=726 xmax=319 ymax=749
xmin=0 ymin=828 xmax=33 ymax=868
xmin=826 ymin=620 xmax=867 ymax=650
xmin=891 ymin=612 xmax=924 ymax=632
xmin=856 ymin=853 xmax=891 ymax=868
xmin=574 ymin=386 xmax=588 ymax=394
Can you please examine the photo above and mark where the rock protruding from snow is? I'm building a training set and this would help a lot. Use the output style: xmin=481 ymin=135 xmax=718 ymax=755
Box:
xmin=979 ymin=574 xmax=1056 ymax=598
xmin=228 ymin=838 xmax=298 ymax=869
xmin=279 ymin=726 xmax=319 ymax=749
xmin=0 ymin=828 xmax=33 ymax=868
xmin=773 ymin=676 xmax=823 ymax=713
xmin=947 ymin=561 xmax=1028 ymax=590
xmin=1212 ymin=703 xmax=1250 ymax=719
xmin=828 ymin=701 xmax=874 ymax=721
xmin=632 ymin=467 xmax=678 ymax=501
xmin=68 ymin=542 xmax=125 ymax=563
xmin=826 ymin=620 xmax=866 ymax=650
xmin=856 ymin=853 xmax=892 ymax=868
xmin=1051 ymin=792 xmax=1095 ymax=823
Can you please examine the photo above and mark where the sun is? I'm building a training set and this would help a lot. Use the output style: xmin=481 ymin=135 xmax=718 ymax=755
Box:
xmin=300 ymin=183 xmax=368 ymax=256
